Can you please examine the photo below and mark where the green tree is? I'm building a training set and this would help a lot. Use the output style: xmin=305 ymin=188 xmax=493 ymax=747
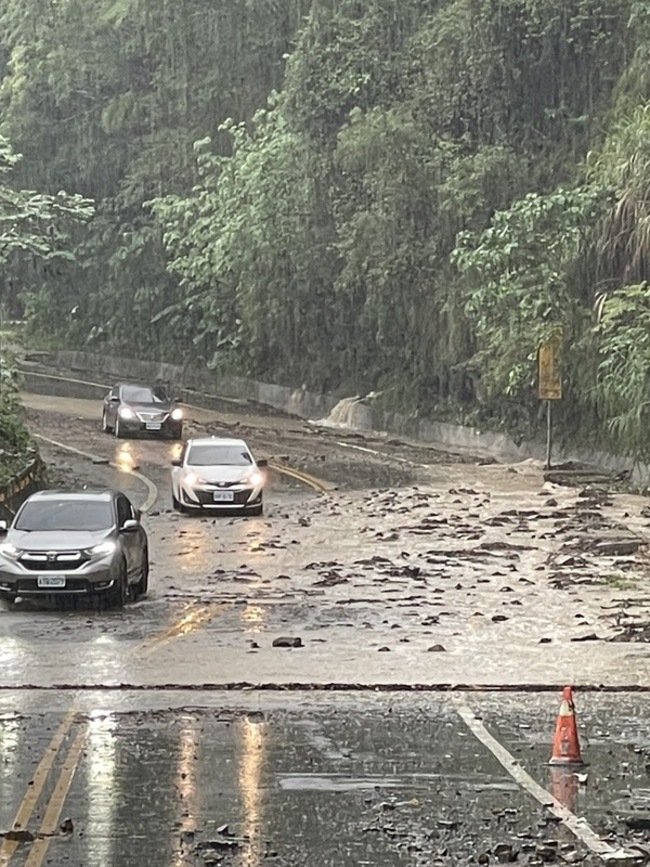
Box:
xmin=0 ymin=135 xmax=93 ymax=319
xmin=595 ymin=283 xmax=650 ymax=460
xmin=0 ymin=133 xmax=92 ymax=456
xmin=452 ymin=186 xmax=608 ymax=420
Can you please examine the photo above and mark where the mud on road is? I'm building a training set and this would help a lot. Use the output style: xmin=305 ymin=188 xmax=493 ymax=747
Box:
xmin=1 ymin=389 xmax=650 ymax=866
xmin=11 ymin=391 xmax=650 ymax=690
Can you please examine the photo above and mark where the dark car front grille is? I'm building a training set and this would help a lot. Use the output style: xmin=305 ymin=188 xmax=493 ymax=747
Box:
xmin=19 ymin=551 xmax=90 ymax=572
xmin=194 ymin=489 xmax=252 ymax=506
xmin=136 ymin=411 xmax=168 ymax=423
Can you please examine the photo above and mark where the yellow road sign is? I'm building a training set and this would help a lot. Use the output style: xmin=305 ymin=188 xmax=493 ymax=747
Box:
xmin=538 ymin=334 xmax=562 ymax=400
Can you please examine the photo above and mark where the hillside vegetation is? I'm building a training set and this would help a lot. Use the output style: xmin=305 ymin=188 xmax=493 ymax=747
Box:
xmin=1 ymin=1 xmax=650 ymax=457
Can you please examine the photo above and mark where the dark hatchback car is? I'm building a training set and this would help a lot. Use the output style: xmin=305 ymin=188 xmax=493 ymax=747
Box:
xmin=0 ymin=489 xmax=149 ymax=607
xmin=101 ymin=382 xmax=183 ymax=439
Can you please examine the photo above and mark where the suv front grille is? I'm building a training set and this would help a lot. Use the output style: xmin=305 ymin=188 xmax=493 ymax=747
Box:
xmin=19 ymin=551 xmax=89 ymax=571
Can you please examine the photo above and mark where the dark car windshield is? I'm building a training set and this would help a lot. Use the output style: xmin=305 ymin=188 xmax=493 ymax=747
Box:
xmin=187 ymin=445 xmax=252 ymax=467
xmin=15 ymin=500 xmax=114 ymax=532
xmin=121 ymin=385 xmax=167 ymax=404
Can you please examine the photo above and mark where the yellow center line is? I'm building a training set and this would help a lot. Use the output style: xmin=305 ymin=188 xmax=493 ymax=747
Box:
xmin=269 ymin=461 xmax=331 ymax=492
xmin=136 ymin=602 xmax=229 ymax=656
xmin=23 ymin=729 xmax=87 ymax=867
xmin=0 ymin=709 xmax=76 ymax=866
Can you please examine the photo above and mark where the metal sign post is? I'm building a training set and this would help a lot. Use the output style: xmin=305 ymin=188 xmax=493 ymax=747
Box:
xmin=538 ymin=334 xmax=563 ymax=469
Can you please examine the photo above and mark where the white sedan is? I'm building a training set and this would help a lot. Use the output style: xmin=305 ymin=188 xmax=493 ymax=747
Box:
xmin=171 ymin=437 xmax=267 ymax=515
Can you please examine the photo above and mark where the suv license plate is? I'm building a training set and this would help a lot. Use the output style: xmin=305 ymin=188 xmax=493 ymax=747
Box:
xmin=146 ymin=422 xmax=162 ymax=431
xmin=213 ymin=491 xmax=234 ymax=502
xmin=37 ymin=576 xmax=66 ymax=588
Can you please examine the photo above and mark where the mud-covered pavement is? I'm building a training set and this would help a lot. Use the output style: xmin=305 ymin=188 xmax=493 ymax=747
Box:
xmin=3 ymin=387 xmax=650 ymax=865
xmin=11 ymin=392 xmax=650 ymax=689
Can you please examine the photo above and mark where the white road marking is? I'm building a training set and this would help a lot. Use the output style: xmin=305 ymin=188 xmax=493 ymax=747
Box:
xmin=34 ymin=434 xmax=158 ymax=513
xmin=335 ymin=439 xmax=431 ymax=469
xmin=453 ymin=696 xmax=633 ymax=862
xmin=24 ymin=371 xmax=108 ymax=389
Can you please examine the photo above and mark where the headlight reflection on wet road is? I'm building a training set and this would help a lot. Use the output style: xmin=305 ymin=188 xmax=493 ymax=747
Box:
xmin=169 ymin=442 xmax=183 ymax=462
xmin=0 ymin=714 xmax=20 ymax=811
xmin=115 ymin=443 xmax=136 ymax=474
xmin=239 ymin=716 xmax=268 ymax=867
xmin=240 ymin=605 xmax=266 ymax=634
xmin=0 ymin=637 xmax=29 ymax=683
xmin=85 ymin=711 xmax=117 ymax=867
xmin=172 ymin=719 xmax=199 ymax=867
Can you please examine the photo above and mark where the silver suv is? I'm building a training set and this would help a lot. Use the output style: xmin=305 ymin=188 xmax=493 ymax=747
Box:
xmin=0 ymin=489 xmax=149 ymax=607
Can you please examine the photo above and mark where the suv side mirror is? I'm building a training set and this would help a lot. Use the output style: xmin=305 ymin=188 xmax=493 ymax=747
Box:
xmin=109 ymin=395 xmax=120 ymax=402
xmin=121 ymin=519 xmax=140 ymax=533
xmin=171 ymin=459 xmax=182 ymax=467
xmin=256 ymin=458 xmax=268 ymax=468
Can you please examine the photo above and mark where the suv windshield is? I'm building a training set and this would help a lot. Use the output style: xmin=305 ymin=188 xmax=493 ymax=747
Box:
xmin=187 ymin=445 xmax=252 ymax=466
xmin=15 ymin=500 xmax=114 ymax=532
xmin=121 ymin=385 xmax=167 ymax=404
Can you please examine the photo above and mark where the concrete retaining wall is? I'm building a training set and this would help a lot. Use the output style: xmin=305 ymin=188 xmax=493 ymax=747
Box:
xmin=24 ymin=349 xmax=641 ymax=482
xmin=24 ymin=350 xmax=340 ymax=421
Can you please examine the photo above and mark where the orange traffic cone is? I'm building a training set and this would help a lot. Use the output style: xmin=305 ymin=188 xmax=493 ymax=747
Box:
xmin=549 ymin=686 xmax=585 ymax=766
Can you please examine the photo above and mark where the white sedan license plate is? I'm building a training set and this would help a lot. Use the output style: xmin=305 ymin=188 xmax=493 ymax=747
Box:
xmin=37 ymin=576 xmax=66 ymax=589
xmin=146 ymin=422 xmax=162 ymax=431
xmin=213 ymin=491 xmax=234 ymax=502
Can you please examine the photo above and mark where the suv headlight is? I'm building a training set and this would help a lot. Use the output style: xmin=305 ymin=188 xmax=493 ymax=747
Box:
xmin=118 ymin=407 xmax=135 ymax=419
xmin=0 ymin=543 xmax=20 ymax=560
xmin=171 ymin=408 xmax=183 ymax=421
xmin=87 ymin=541 xmax=117 ymax=558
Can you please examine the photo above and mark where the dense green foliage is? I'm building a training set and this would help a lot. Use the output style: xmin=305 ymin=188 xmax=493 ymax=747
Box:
xmin=0 ymin=135 xmax=91 ymax=463
xmin=4 ymin=0 xmax=650 ymax=456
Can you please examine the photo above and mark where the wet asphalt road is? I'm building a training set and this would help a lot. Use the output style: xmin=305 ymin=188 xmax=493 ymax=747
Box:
xmin=1 ymin=691 xmax=650 ymax=866
xmin=3 ymin=389 xmax=650 ymax=864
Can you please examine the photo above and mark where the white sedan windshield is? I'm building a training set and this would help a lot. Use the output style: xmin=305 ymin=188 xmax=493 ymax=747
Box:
xmin=187 ymin=445 xmax=252 ymax=467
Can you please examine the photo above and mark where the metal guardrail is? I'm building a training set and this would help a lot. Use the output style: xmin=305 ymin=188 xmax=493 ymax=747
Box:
xmin=0 ymin=455 xmax=47 ymax=518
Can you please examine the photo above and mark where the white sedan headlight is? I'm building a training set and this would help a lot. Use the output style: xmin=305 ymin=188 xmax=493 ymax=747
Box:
xmin=118 ymin=406 xmax=135 ymax=419
xmin=184 ymin=472 xmax=206 ymax=487
xmin=246 ymin=470 xmax=265 ymax=487
xmin=171 ymin=408 xmax=183 ymax=420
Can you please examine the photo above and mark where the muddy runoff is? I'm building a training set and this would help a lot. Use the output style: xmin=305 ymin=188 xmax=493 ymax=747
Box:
xmin=5 ymin=395 xmax=650 ymax=690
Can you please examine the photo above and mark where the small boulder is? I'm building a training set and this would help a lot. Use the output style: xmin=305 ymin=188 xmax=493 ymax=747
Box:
xmin=272 ymin=636 xmax=303 ymax=648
